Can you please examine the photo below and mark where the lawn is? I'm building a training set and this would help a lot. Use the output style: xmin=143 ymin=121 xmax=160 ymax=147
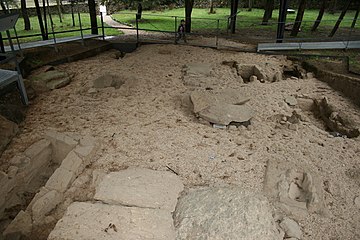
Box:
xmin=6 ymin=13 xmax=122 ymax=44
xmin=112 ymin=8 xmax=359 ymax=36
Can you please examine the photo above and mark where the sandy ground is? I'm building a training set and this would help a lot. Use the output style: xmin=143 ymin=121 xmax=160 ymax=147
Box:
xmin=1 ymin=44 xmax=360 ymax=239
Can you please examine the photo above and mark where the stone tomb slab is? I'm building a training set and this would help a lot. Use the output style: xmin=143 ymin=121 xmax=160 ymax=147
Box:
xmin=94 ymin=168 xmax=184 ymax=212
xmin=190 ymin=89 xmax=250 ymax=114
xmin=263 ymin=159 xmax=329 ymax=218
xmin=174 ymin=187 xmax=281 ymax=240
xmin=48 ymin=202 xmax=175 ymax=240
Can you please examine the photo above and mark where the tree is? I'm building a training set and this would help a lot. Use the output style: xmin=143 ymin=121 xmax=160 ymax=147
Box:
xmin=329 ymin=0 xmax=337 ymax=14
xmin=185 ymin=0 xmax=194 ymax=33
xmin=20 ymin=0 xmax=31 ymax=30
xmin=351 ymin=2 xmax=360 ymax=29
xmin=290 ymin=0 xmax=306 ymax=37
xmin=229 ymin=0 xmax=239 ymax=33
xmin=247 ymin=0 xmax=252 ymax=12
xmin=209 ymin=0 xmax=215 ymax=14
xmin=311 ymin=0 xmax=327 ymax=32
xmin=34 ymin=0 xmax=48 ymax=40
xmin=262 ymin=0 xmax=274 ymax=25
xmin=88 ymin=0 xmax=98 ymax=34
xmin=329 ymin=0 xmax=352 ymax=37
xmin=56 ymin=0 xmax=63 ymax=23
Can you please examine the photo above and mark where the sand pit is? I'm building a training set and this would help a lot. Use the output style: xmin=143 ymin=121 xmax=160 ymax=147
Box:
xmin=0 ymin=44 xmax=360 ymax=239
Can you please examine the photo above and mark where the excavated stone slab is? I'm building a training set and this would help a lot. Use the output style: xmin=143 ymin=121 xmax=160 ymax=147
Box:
xmin=31 ymin=70 xmax=71 ymax=91
xmin=45 ymin=168 xmax=75 ymax=193
xmin=198 ymin=103 xmax=253 ymax=125
xmin=45 ymin=130 xmax=78 ymax=164
xmin=184 ymin=63 xmax=212 ymax=77
xmin=94 ymin=168 xmax=184 ymax=212
xmin=48 ymin=202 xmax=175 ymax=240
xmin=263 ymin=159 xmax=329 ymax=218
xmin=190 ymin=89 xmax=250 ymax=114
xmin=174 ymin=187 xmax=281 ymax=240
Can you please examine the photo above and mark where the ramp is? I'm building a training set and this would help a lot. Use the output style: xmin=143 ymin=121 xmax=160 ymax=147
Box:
xmin=257 ymin=41 xmax=360 ymax=52
xmin=4 ymin=34 xmax=101 ymax=52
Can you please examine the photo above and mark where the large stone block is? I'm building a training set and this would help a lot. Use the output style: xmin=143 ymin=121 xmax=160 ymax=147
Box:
xmin=32 ymin=190 xmax=63 ymax=224
xmin=48 ymin=202 xmax=175 ymax=240
xmin=174 ymin=187 xmax=281 ymax=240
xmin=61 ymin=151 xmax=83 ymax=176
xmin=45 ymin=168 xmax=75 ymax=193
xmin=94 ymin=168 xmax=184 ymax=212
xmin=3 ymin=210 xmax=32 ymax=238
xmin=26 ymin=187 xmax=49 ymax=212
xmin=45 ymin=131 xmax=78 ymax=164
xmin=0 ymin=115 xmax=18 ymax=155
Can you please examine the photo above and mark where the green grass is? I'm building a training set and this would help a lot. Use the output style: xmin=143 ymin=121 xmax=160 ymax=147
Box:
xmin=6 ymin=13 xmax=122 ymax=44
xmin=112 ymin=8 xmax=359 ymax=35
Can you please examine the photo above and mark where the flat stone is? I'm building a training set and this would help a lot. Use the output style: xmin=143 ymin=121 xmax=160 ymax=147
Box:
xmin=46 ymin=77 xmax=71 ymax=90
xmin=94 ymin=168 xmax=184 ymax=212
xmin=45 ymin=168 xmax=75 ymax=193
xmin=285 ymin=96 xmax=298 ymax=106
xmin=93 ymin=74 xmax=125 ymax=89
xmin=185 ymin=63 xmax=212 ymax=76
xmin=174 ymin=187 xmax=281 ymax=240
xmin=279 ymin=217 xmax=302 ymax=239
xmin=3 ymin=210 xmax=32 ymax=237
xmin=198 ymin=103 xmax=253 ymax=125
xmin=31 ymin=70 xmax=71 ymax=91
xmin=32 ymin=190 xmax=63 ymax=224
xmin=0 ymin=115 xmax=18 ymax=156
xmin=48 ymin=202 xmax=175 ymax=240
xmin=190 ymin=89 xmax=250 ymax=114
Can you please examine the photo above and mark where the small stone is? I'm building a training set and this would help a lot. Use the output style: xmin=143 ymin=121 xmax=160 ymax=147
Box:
xmin=290 ymin=76 xmax=299 ymax=80
xmin=273 ymin=71 xmax=282 ymax=82
xmin=279 ymin=217 xmax=302 ymax=239
xmin=7 ymin=166 xmax=18 ymax=178
xmin=306 ymin=72 xmax=314 ymax=78
xmin=281 ymin=116 xmax=287 ymax=122
xmin=285 ymin=96 xmax=298 ymax=106
xmin=213 ymin=124 xmax=227 ymax=129
xmin=280 ymin=121 xmax=286 ymax=125
xmin=249 ymin=75 xmax=257 ymax=82
xmin=288 ymin=124 xmax=299 ymax=131
xmin=228 ymin=125 xmax=237 ymax=131
xmin=87 ymin=88 xmax=97 ymax=94
xmin=354 ymin=196 xmax=360 ymax=208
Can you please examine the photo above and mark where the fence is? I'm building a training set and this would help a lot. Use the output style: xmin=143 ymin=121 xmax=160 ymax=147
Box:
xmin=105 ymin=12 xmax=359 ymax=50
xmin=2 ymin=10 xmax=360 ymax=52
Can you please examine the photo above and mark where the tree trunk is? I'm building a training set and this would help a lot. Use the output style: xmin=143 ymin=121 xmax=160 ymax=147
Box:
xmin=185 ymin=0 xmax=194 ymax=33
xmin=229 ymin=0 xmax=239 ymax=33
xmin=34 ymin=0 xmax=48 ymax=40
xmin=262 ymin=0 xmax=274 ymax=24
xmin=20 ymin=0 xmax=31 ymax=30
xmin=276 ymin=0 xmax=289 ymax=43
xmin=329 ymin=0 xmax=337 ymax=14
xmin=329 ymin=0 xmax=352 ymax=37
xmin=88 ymin=0 xmax=98 ymax=34
xmin=351 ymin=2 xmax=360 ymax=29
xmin=56 ymin=0 xmax=63 ymax=23
xmin=0 ymin=2 xmax=6 ymax=53
xmin=311 ymin=0 xmax=327 ymax=32
xmin=43 ymin=0 xmax=48 ymax=39
xmin=248 ymin=0 xmax=253 ymax=11
xmin=209 ymin=0 xmax=215 ymax=14
xmin=290 ymin=0 xmax=307 ymax=37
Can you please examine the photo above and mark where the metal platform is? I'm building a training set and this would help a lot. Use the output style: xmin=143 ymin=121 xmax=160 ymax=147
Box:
xmin=5 ymin=34 xmax=101 ymax=51
xmin=257 ymin=40 xmax=360 ymax=52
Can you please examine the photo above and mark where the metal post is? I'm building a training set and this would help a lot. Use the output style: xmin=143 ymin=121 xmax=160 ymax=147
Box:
xmin=78 ymin=10 xmax=84 ymax=46
xmin=174 ymin=16 xmax=177 ymax=43
xmin=276 ymin=0 xmax=288 ymax=43
xmin=71 ymin=3 xmax=75 ymax=27
xmin=216 ymin=19 xmax=219 ymax=48
xmin=136 ymin=14 xmax=139 ymax=45
xmin=100 ymin=12 xmax=105 ymax=40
